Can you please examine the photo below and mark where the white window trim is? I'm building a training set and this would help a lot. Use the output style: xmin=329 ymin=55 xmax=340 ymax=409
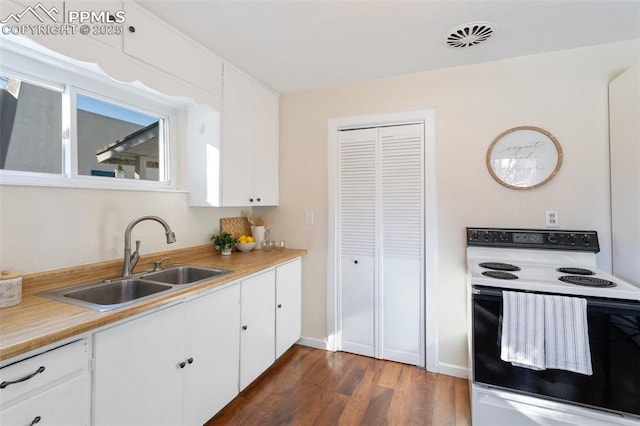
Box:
xmin=0 ymin=35 xmax=192 ymax=192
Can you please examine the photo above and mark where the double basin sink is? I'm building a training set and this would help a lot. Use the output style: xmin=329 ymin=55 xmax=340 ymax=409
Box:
xmin=38 ymin=265 xmax=232 ymax=312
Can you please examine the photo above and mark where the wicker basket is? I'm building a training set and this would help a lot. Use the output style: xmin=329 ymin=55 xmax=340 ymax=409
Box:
xmin=0 ymin=271 xmax=22 ymax=308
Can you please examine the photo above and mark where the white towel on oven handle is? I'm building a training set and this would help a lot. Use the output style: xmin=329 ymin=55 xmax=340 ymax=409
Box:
xmin=500 ymin=291 xmax=593 ymax=375
xmin=500 ymin=291 xmax=546 ymax=370
xmin=544 ymin=295 xmax=593 ymax=375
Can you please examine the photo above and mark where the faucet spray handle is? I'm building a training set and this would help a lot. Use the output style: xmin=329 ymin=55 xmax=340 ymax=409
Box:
xmin=130 ymin=240 xmax=141 ymax=271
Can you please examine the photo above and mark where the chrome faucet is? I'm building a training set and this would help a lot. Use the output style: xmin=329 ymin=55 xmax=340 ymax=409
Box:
xmin=122 ymin=216 xmax=176 ymax=277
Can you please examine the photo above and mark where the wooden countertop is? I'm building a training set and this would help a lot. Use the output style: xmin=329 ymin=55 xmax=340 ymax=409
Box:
xmin=0 ymin=245 xmax=307 ymax=362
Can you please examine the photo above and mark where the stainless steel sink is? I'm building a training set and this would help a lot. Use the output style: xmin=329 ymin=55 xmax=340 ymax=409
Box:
xmin=65 ymin=279 xmax=171 ymax=306
xmin=141 ymin=265 xmax=229 ymax=285
xmin=37 ymin=265 xmax=232 ymax=311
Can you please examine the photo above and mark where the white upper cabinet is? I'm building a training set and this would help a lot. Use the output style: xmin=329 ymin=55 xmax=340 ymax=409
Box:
xmin=187 ymin=105 xmax=222 ymax=206
xmin=222 ymin=64 xmax=279 ymax=206
xmin=122 ymin=2 xmax=222 ymax=97
xmin=62 ymin=0 xmax=124 ymax=49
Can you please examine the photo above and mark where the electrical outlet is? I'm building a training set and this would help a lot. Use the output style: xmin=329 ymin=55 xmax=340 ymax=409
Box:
xmin=304 ymin=209 xmax=314 ymax=225
xmin=545 ymin=209 xmax=560 ymax=228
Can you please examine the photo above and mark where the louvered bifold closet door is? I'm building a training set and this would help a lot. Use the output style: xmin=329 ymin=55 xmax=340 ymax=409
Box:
xmin=380 ymin=123 xmax=424 ymax=366
xmin=338 ymin=128 xmax=376 ymax=357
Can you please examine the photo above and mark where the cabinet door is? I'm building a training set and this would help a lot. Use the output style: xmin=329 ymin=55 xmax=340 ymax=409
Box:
xmin=221 ymin=64 xmax=254 ymax=206
xmin=94 ymin=305 xmax=185 ymax=426
xmin=64 ymin=1 xmax=123 ymax=49
xmin=610 ymin=64 xmax=640 ymax=286
xmin=123 ymin=2 xmax=222 ymax=96
xmin=275 ymin=258 xmax=302 ymax=358
xmin=183 ymin=285 xmax=240 ymax=426
xmin=239 ymin=270 xmax=276 ymax=390
xmin=252 ymin=82 xmax=279 ymax=205
xmin=187 ymin=104 xmax=222 ymax=207
xmin=1 ymin=374 xmax=88 ymax=426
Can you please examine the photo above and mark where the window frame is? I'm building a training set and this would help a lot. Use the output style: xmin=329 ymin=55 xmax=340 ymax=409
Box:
xmin=0 ymin=38 xmax=183 ymax=192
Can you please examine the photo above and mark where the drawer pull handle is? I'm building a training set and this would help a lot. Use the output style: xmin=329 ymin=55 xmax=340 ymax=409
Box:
xmin=179 ymin=361 xmax=186 ymax=369
xmin=0 ymin=366 xmax=45 ymax=389
xmin=242 ymin=325 xmax=248 ymax=330
xmin=187 ymin=357 xmax=194 ymax=364
xmin=31 ymin=416 xmax=42 ymax=425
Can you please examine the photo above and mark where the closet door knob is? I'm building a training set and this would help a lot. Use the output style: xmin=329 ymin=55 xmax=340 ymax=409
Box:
xmin=242 ymin=325 xmax=248 ymax=330
xmin=249 ymin=198 xmax=254 ymax=203
xmin=179 ymin=361 xmax=186 ymax=369
xmin=256 ymin=198 xmax=261 ymax=202
xmin=187 ymin=357 xmax=194 ymax=364
xmin=277 ymin=304 xmax=282 ymax=308
xmin=354 ymin=260 xmax=358 ymax=264
xmin=128 ymin=26 xmax=136 ymax=33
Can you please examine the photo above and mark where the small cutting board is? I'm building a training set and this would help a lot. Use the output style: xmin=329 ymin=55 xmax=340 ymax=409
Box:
xmin=220 ymin=217 xmax=251 ymax=239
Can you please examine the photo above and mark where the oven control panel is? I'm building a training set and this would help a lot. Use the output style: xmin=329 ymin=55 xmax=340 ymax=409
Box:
xmin=466 ymin=228 xmax=600 ymax=252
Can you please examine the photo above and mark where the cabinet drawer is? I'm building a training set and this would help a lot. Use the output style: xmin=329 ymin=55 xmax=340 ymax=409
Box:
xmin=1 ymin=374 xmax=89 ymax=426
xmin=0 ymin=339 xmax=88 ymax=404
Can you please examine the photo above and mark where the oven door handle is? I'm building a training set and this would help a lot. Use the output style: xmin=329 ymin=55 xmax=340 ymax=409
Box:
xmin=472 ymin=287 xmax=503 ymax=297
xmin=472 ymin=287 xmax=640 ymax=311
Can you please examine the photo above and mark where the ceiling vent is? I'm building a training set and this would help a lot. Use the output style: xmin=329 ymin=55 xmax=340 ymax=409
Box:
xmin=445 ymin=22 xmax=495 ymax=48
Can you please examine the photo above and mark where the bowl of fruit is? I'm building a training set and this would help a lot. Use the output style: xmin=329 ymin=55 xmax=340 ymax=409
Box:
xmin=236 ymin=235 xmax=257 ymax=252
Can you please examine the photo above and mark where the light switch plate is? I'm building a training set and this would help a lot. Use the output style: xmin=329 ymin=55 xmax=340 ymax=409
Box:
xmin=304 ymin=209 xmax=314 ymax=225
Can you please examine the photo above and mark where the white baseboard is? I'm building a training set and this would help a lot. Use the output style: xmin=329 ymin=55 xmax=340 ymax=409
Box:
xmin=438 ymin=362 xmax=470 ymax=379
xmin=296 ymin=336 xmax=332 ymax=351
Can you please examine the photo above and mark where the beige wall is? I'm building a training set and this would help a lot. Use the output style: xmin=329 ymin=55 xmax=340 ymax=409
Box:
xmin=257 ymin=40 xmax=640 ymax=371
xmin=0 ymin=185 xmax=244 ymax=273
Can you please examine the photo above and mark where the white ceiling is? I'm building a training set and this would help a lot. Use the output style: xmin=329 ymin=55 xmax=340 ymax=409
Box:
xmin=138 ymin=1 xmax=640 ymax=94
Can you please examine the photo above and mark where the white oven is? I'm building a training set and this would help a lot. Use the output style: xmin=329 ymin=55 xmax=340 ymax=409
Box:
xmin=467 ymin=228 xmax=640 ymax=425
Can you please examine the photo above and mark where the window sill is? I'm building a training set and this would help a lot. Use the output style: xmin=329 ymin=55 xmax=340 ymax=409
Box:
xmin=0 ymin=172 xmax=183 ymax=193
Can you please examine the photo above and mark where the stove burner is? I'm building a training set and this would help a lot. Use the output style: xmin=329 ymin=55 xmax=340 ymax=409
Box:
xmin=482 ymin=271 xmax=519 ymax=280
xmin=479 ymin=262 xmax=521 ymax=272
xmin=559 ymin=275 xmax=616 ymax=287
xmin=556 ymin=267 xmax=595 ymax=275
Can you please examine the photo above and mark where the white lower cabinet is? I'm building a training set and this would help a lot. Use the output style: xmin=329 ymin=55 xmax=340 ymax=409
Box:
xmin=238 ymin=259 xmax=303 ymax=389
xmin=184 ymin=285 xmax=240 ymax=425
xmin=239 ymin=270 xmax=276 ymax=390
xmin=0 ymin=339 xmax=90 ymax=426
xmin=275 ymin=258 xmax=302 ymax=359
xmin=1 ymin=258 xmax=302 ymax=426
xmin=1 ymin=375 xmax=88 ymax=426
xmin=93 ymin=285 xmax=241 ymax=426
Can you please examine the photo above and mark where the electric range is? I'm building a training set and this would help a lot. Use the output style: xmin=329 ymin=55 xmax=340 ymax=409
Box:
xmin=466 ymin=227 xmax=640 ymax=426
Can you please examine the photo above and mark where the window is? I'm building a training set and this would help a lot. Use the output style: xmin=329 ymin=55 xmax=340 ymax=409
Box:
xmin=75 ymin=94 xmax=165 ymax=181
xmin=0 ymin=75 xmax=63 ymax=174
xmin=0 ymin=37 xmax=183 ymax=191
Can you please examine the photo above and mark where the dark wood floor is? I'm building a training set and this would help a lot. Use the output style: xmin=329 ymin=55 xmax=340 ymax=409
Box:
xmin=206 ymin=345 xmax=471 ymax=426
